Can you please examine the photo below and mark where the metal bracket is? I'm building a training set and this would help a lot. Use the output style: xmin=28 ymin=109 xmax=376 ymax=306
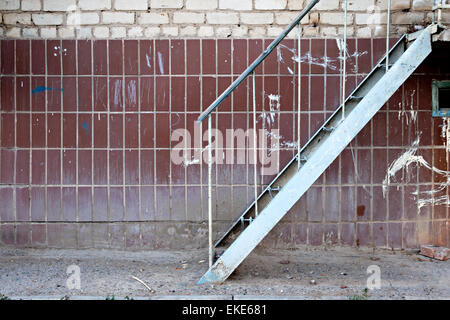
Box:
xmin=240 ymin=216 xmax=253 ymax=231
xmin=268 ymin=186 xmax=281 ymax=198
xmin=322 ymin=126 xmax=336 ymax=132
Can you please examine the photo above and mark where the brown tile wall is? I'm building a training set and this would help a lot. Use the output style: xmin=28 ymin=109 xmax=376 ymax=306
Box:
xmin=0 ymin=38 xmax=449 ymax=250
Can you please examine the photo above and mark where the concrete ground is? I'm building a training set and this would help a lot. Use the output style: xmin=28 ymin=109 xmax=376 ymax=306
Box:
xmin=0 ymin=246 xmax=449 ymax=300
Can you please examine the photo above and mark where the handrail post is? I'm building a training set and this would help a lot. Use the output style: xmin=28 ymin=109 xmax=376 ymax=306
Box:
xmin=386 ymin=0 xmax=391 ymax=72
xmin=342 ymin=0 xmax=348 ymax=121
xmin=297 ymin=24 xmax=302 ymax=170
xmin=252 ymin=73 xmax=259 ymax=216
xmin=207 ymin=114 xmax=213 ymax=267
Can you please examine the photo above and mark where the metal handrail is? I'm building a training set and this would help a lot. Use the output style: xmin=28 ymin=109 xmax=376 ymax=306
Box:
xmin=196 ymin=0 xmax=320 ymax=122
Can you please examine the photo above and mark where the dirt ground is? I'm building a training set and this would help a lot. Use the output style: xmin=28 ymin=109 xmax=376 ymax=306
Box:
xmin=0 ymin=246 xmax=449 ymax=300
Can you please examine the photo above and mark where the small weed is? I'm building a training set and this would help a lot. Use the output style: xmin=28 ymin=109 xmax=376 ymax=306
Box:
xmin=125 ymin=296 xmax=134 ymax=300
xmin=348 ymin=288 xmax=370 ymax=300
xmin=0 ymin=293 xmax=9 ymax=300
xmin=105 ymin=295 xmax=115 ymax=300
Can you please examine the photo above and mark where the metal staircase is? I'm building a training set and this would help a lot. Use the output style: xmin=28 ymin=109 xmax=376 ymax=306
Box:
xmin=196 ymin=3 xmax=434 ymax=283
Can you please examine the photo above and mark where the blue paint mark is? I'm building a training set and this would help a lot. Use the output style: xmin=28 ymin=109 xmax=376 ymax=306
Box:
xmin=82 ymin=122 xmax=89 ymax=132
xmin=32 ymin=86 xmax=63 ymax=94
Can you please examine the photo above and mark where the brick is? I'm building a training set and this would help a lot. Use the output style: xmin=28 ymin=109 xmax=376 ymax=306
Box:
xmin=339 ymin=26 xmax=354 ymax=36
xmin=43 ymin=0 xmax=76 ymax=11
xmin=93 ymin=26 xmax=109 ymax=38
xmin=197 ymin=25 xmax=214 ymax=36
xmin=287 ymin=0 xmax=303 ymax=10
xmin=315 ymin=0 xmax=339 ymax=10
xmin=102 ymin=12 xmax=135 ymax=24
xmin=241 ymin=12 xmax=274 ymax=24
xmin=420 ymin=245 xmax=450 ymax=261
xmin=76 ymin=27 xmax=92 ymax=39
xmin=173 ymin=12 xmax=205 ymax=24
xmin=0 ymin=0 xmax=19 ymax=10
xmin=232 ymin=25 xmax=248 ymax=37
xmin=216 ymin=26 xmax=231 ymax=37
xmin=21 ymin=0 xmax=41 ymax=11
xmin=138 ymin=12 xmax=169 ymax=24
xmin=219 ymin=0 xmax=252 ymax=11
xmin=40 ymin=27 xmax=57 ymax=37
xmin=321 ymin=26 xmax=338 ymax=37
xmin=6 ymin=27 xmax=21 ymax=37
xmin=144 ymin=26 xmax=160 ymax=37
xmin=412 ymin=0 xmax=433 ymax=10
xmin=355 ymin=12 xmax=387 ymax=25
xmin=78 ymin=0 xmax=111 ymax=10
xmin=275 ymin=12 xmax=300 ymax=25
xmin=3 ymin=13 xmax=32 ymax=25
xmin=111 ymin=26 xmax=127 ymax=38
xmin=128 ymin=26 xmax=143 ymax=37
xmin=187 ymin=0 xmax=218 ymax=10
xmin=58 ymin=26 xmax=75 ymax=38
xmin=67 ymin=12 xmax=100 ymax=25
xmin=303 ymin=25 xmax=318 ymax=36
xmin=22 ymin=27 xmax=38 ymax=37
xmin=249 ymin=26 xmax=266 ymax=37
xmin=32 ymin=13 xmax=64 ymax=25
xmin=180 ymin=25 xmax=197 ymax=36
xmin=356 ymin=27 xmax=372 ymax=38
xmin=206 ymin=12 xmax=239 ymax=24
xmin=320 ymin=12 xmax=353 ymax=25
xmin=114 ymin=0 xmax=148 ymax=10
xmin=150 ymin=0 xmax=183 ymax=8
xmin=255 ymin=0 xmax=287 ymax=10
xmin=161 ymin=26 xmax=178 ymax=36
xmin=345 ymin=0 xmax=375 ymax=11
xmin=392 ymin=12 xmax=425 ymax=24
xmin=267 ymin=26 xmax=284 ymax=37
xmin=391 ymin=0 xmax=411 ymax=10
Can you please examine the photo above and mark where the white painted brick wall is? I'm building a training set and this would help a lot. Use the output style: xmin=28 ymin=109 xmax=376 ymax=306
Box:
xmin=391 ymin=0 xmax=411 ymax=10
xmin=150 ymin=0 xmax=183 ymax=8
xmin=344 ymin=0 xmax=375 ymax=11
xmin=320 ymin=12 xmax=353 ymax=25
xmin=173 ymin=12 xmax=205 ymax=23
xmin=206 ymin=12 xmax=239 ymax=24
xmin=21 ymin=0 xmax=41 ymax=11
xmin=138 ymin=12 xmax=169 ymax=24
xmin=78 ymin=0 xmax=111 ymax=11
xmin=0 ymin=0 xmax=444 ymax=38
xmin=114 ymin=0 xmax=148 ymax=11
xmin=67 ymin=12 xmax=100 ymax=25
xmin=3 ymin=13 xmax=31 ymax=24
xmin=241 ymin=12 xmax=274 ymax=24
xmin=412 ymin=0 xmax=433 ymax=10
xmin=102 ymin=12 xmax=135 ymax=24
xmin=315 ymin=0 xmax=340 ymax=10
xmin=40 ymin=26 xmax=57 ymax=37
xmin=93 ymin=26 xmax=110 ymax=38
xmin=0 ymin=0 xmax=20 ymax=10
xmin=255 ymin=0 xmax=287 ymax=10
xmin=187 ymin=0 xmax=217 ymax=10
xmin=219 ymin=0 xmax=252 ymax=11
xmin=32 ymin=13 xmax=64 ymax=25
xmin=43 ymin=0 xmax=76 ymax=11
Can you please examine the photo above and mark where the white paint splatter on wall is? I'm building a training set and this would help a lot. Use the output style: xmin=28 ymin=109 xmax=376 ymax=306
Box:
xmin=157 ymin=51 xmax=164 ymax=75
